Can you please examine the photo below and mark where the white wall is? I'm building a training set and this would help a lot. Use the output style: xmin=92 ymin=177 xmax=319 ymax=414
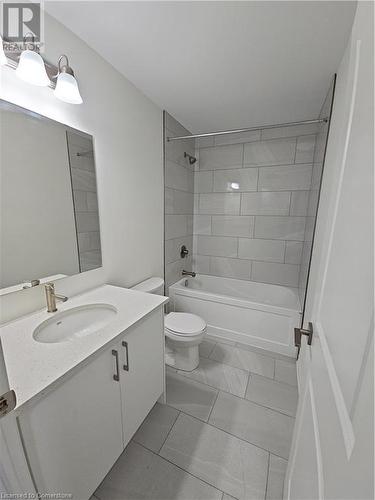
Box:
xmin=0 ymin=10 xmax=163 ymax=323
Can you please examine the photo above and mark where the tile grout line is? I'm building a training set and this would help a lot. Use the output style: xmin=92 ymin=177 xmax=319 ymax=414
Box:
xmin=169 ymin=363 xmax=297 ymax=418
xmin=135 ymin=440 xmax=226 ymax=498
xmin=171 ymin=397 xmax=291 ymax=461
xmin=206 ymin=387 xmax=220 ymax=422
xmin=156 ymin=409 xmax=181 ymax=454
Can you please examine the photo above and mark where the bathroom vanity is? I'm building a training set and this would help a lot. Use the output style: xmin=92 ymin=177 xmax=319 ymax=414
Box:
xmin=0 ymin=285 xmax=168 ymax=499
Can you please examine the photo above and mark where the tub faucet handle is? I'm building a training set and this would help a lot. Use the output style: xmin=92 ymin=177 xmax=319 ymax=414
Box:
xmin=182 ymin=270 xmax=196 ymax=277
xmin=180 ymin=245 xmax=189 ymax=258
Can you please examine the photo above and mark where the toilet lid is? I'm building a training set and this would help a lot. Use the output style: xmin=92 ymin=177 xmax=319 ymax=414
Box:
xmin=165 ymin=313 xmax=206 ymax=336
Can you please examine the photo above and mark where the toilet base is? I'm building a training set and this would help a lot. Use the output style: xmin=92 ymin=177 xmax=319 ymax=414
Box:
xmin=165 ymin=338 xmax=200 ymax=371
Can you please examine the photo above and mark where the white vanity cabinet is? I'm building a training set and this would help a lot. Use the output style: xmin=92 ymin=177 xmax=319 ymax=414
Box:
xmin=117 ymin=308 xmax=164 ymax=446
xmin=17 ymin=307 xmax=165 ymax=500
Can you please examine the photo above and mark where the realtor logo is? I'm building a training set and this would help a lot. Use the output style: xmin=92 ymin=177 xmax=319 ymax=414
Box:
xmin=2 ymin=2 xmax=44 ymax=52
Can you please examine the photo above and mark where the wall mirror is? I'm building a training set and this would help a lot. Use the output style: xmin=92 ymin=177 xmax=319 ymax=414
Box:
xmin=0 ymin=100 xmax=102 ymax=295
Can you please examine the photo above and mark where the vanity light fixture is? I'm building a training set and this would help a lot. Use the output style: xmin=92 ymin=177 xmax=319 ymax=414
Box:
xmin=15 ymin=34 xmax=50 ymax=86
xmin=0 ymin=35 xmax=7 ymax=66
xmin=54 ymin=55 xmax=83 ymax=105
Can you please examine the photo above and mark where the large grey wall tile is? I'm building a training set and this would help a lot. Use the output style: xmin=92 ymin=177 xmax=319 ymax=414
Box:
xmin=295 ymin=135 xmax=316 ymax=163
xmin=199 ymin=193 xmax=241 ymax=215
xmin=211 ymin=215 xmax=254 ymax=237
xmin=86 ymin=191 xmax=98 ymax=212
xmin=213 ymin=168 xmax=258 ymax=192
xmin=245 ymin=374 xmax=298 ymax=416
xmin=173 ymin=189 xmax=194 ymax=214
xmin=76 ymin=212 xmax=100 ymax=232
xmin=132 ymin=403 xmax=179 ymax=453
xmin=238 ymin=238 xmax=285 ymax=263
xmin=252 ymin=261 xmax=299 ymax=287
xmin=193 ymin=254 xmax=210 ymax=274
xmin=285 ymin=241 xmax=303 ymax=264
xmin=258 ymin=165 xmax=312 ymax=191
xmin=165 ymin=215 xmax=188 ymax=240
xmin=95 ymin=441 xmax=221 ymax=500
xmin=73 ymin=190 xmax=88 ymax=212
xmin=195 ymin=171 xmax=213 ymax=193
xmin=261 ymin=123 xmax=319 ymax=140
xmin=274 ymin=360 xmax=298 ymax=387
xmin=166 ymin=371 xmax=218 ymax=421
xmin=160 ymin=413 xmax=268 ymax=500
xmin=215 ymin=129 xmax=261 ymax=146
xmin=290 ymin=191 xmax=309 ymax=216
xmin=194 ymin=214 xmax=212 ymax=235
xmin=254 ymin=216 xmax=306 ymax=241
xmin=266 ymin=454 xmax=288 ymax=500
xmin=209 ymin=391 xmax=295 ymax=458
xmin=200 ymin=144 xmax=243 ymax=170
xmin=165 ymin=188 xmax=174 ymax=214
xmin=244 ymin=138 xmax=296 ymax=166
xmin=209 ymin=257 xmax=251 ymax=280
xmin=71 ymin=169 xmax=97 ymax=192
xmin=165 ymin=161 xmax=193 ymax=192
xmin=241 ymin=192 xmax=291 ymax=216
xmin=197 ymin=136 xmax=215 ymax=148
xmin=197 ymin=235 xmax=238 ymax=257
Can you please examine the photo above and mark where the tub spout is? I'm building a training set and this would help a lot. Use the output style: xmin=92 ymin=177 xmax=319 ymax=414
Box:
xmin=182 ymin=270 xmax=196 ymax=277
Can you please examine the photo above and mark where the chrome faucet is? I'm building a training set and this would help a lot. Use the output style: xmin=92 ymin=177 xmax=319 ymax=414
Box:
xmin=44 ymin=283 xmax=68 ymax=313
xmin=182 ymin=270 xmax=196 ymax=277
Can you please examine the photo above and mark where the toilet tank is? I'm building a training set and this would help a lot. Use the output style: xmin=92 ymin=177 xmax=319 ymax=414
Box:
xmin=131 ymin=277 xmax=164 ymax=295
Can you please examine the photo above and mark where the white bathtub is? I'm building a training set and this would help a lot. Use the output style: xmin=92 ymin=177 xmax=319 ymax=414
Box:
xmin=169 ymin=275 xmax=301 ymax=357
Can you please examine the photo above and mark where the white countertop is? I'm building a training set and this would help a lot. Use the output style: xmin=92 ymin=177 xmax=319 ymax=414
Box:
xmin=0 ymin=284 xmax=168 ymax=411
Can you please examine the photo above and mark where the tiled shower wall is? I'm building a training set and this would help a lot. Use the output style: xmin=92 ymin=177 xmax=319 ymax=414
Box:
xmin=192 ymin=125 xmax=318 ymax=288
xmin=67 ymin=131 xmax=102 ymax=272
xmin=299 ymin=81 xmax=335 ymax=305
xmin=164 ymin=112 xmax=195 ymax=289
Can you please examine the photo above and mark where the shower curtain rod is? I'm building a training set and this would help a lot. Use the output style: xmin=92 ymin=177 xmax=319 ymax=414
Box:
xmin=166 ymin=118 xmax=328 ymax=141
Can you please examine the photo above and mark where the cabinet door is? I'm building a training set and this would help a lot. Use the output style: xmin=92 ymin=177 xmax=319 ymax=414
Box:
xmin=18 ymin=347 xmax=123 ymax=500
xmin=120 ymin=308 xmax=164 ymax=446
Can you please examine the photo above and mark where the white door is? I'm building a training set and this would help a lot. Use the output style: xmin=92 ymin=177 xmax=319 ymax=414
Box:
xmin=284 ymin=3 xmax=374 ymax=500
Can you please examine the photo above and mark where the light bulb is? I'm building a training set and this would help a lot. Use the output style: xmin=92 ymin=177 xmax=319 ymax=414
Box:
xmin=15 ymin=49 xmax=50 ymax=86
xmin=54 ymin=71 xmax=83 ymax=104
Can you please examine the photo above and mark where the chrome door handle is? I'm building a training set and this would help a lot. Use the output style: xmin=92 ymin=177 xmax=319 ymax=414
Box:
xmin=294 ymin=322 xmax=313 ymax=348
xmin=112 ymin=349 xmax=120 ymax=381
xmin=122 ymin=341 xmax=129 ymax=371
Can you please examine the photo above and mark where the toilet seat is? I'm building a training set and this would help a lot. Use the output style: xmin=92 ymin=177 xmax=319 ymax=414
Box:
xmin=165 ymin=312 xmax=206 ymax=337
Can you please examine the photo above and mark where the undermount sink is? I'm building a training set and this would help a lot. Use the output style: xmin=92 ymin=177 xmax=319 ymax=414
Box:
xmin=33 ymin=304 xmax=118 ymax=344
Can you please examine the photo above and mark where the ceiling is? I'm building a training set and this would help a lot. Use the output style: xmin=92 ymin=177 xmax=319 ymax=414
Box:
xmin=45 ymin=1 xmax=356 ymax=133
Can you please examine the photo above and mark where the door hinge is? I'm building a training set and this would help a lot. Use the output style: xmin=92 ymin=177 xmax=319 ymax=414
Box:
xmin=0 ymin=389 xmax=16 ymax=418
xmin=294 ymin=322 xmax=313 ymax=348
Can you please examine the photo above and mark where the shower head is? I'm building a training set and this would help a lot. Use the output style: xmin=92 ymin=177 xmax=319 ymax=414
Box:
xmin=184 ymin=152 xmax=197 ymax=165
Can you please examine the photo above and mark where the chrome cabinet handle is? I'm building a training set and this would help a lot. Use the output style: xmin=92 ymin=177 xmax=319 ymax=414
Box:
xmin=122 ymin=341 xmax=129 ymax=371
xmin=112 ymin=349 xmax=120 ymax=381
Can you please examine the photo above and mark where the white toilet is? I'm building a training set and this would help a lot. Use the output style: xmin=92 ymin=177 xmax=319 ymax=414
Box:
xmin=131 ymin=277 xmax=206 ymax=371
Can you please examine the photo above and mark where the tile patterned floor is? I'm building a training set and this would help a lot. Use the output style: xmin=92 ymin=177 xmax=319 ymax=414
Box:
xmin=94 ymin=337 xmax=298 ymax=500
